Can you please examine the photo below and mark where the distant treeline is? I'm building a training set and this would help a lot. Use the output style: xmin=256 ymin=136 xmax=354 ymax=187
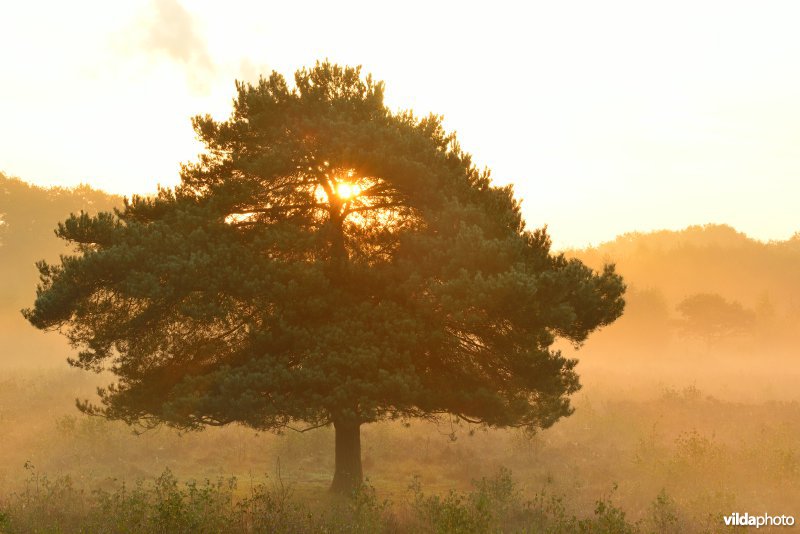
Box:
xmin=0 ymin=173 xmax=122 ymax=366
xmin=570 ymin=224 xmax=800 ymax=351
xmin=0 ymin=173 xmax=122 ymax=307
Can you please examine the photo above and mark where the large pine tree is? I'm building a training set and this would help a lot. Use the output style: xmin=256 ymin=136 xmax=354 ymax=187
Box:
xmin=25 ymin=62 xmax=625 ymax=493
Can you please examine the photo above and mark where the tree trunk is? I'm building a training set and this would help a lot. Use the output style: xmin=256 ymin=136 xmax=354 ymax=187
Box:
xmin=330 ymin=418 xmax=363 ymax=494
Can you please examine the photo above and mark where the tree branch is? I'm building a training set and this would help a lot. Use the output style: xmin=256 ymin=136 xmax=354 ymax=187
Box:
xmin=344 ymin=202 xmax=405 ymax=216
xmin=285 ymin=420 xmax=331 ymax=433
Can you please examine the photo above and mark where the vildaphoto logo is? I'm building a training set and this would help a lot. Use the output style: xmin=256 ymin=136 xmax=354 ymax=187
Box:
xmin=723 ymin=513 xmax=795 ymax=528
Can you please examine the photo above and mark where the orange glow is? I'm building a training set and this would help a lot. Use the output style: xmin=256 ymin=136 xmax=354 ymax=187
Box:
xmin=336 ymin=182 xmax=361 ymax=200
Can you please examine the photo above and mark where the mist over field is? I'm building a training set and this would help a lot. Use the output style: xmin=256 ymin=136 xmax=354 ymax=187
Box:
xmin=2 ymin=173 xmax=799 ymax=532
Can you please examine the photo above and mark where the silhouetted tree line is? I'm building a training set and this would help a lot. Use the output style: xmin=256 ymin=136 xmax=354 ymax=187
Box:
xmin=572 ymin=224 xmax=800 ymax=348
xmin=0 ymin=173 xmax=122 ymax=308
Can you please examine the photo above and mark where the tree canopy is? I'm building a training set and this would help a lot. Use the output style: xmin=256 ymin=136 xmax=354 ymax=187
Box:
xmin=24 ymin=62 xmax=625 ymax=493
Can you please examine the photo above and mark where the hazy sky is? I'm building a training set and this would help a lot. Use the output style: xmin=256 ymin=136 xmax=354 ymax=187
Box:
xmin=2 ymin=1 xmax=799 ymax=248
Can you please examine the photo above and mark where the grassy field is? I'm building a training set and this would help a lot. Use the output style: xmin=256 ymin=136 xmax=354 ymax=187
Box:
xmin=1 ymin=352 xmax=798 ymax=532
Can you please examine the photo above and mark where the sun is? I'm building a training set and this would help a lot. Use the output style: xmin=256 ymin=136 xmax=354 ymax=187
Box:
xmin=336 ymin=182 xmax=361 ymax=200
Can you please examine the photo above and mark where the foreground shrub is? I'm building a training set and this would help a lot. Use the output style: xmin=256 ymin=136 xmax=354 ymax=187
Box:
xmin=0 ymin=467 xmax=662 ymax=533
xmin=408 ymin=468 xmax=641 ymax=533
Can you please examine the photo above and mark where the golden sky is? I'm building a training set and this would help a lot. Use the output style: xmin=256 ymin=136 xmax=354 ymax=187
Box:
xmin=1 ymin=0 xmax=799 ymax=249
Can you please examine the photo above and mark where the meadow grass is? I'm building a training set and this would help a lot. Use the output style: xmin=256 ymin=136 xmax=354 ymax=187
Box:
xmin=1 ymin=367 xmax=798 ymax=532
